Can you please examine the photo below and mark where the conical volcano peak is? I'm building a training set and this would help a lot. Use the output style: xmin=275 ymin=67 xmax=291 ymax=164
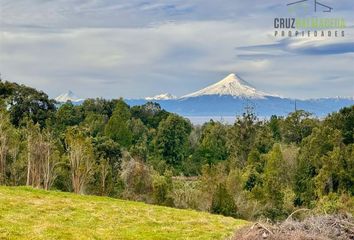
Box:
xmin=181 ymin=73 xmax=273 ymax=99
xmin=221 ymin=73 xmax=237 ymax=81
xmin=217 ymin=73 xmax=255 ymax=88
xmin=55 ymin=90 xmax=83 ymax=103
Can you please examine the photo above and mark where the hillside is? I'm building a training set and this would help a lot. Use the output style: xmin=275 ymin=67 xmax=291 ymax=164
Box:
xmin=0 ymin=187 xmax=248 ymax=240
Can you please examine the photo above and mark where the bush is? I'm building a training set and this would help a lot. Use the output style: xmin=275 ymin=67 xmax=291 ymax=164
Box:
xmin=172 ymin=180 xmax=205 ymax=210
xmin=211 ymin=183 xmax=238 ymax=218
xmin=315 ymin=193 xmax=354 ymax=215
xmin=120 ymin=155 xmax=153 ymax=201
xmin=152 ymin=171 xmax=173 ymax=206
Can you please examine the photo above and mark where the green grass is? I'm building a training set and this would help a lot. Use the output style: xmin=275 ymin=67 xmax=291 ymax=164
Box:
xmin=0 ymin=186 xmax=248 ymax=240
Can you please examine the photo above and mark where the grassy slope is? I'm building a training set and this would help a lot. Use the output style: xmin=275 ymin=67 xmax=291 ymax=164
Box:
xmin=0 ymin=187 xmax=248 ymax=240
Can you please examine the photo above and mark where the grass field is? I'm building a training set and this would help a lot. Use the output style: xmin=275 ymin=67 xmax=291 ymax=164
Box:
xmin=0 ymin=186 xmax=248 ymax=240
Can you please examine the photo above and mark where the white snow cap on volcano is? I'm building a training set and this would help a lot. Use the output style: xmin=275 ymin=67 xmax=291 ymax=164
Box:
xmin=182 ymin=73 xmax=277 ymax=99
xmin=55 ymin=90 xmax=83 ymax=103
xmin=145 ymin=93 xmax=177 ymax=100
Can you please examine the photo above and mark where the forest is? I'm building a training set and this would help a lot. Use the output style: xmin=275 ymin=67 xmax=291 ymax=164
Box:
xmin=0 ymin=79 xmax=353 ymax=222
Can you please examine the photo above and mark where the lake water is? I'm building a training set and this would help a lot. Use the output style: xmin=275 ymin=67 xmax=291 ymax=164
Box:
xmin=185 ymin=116 xmax=237 ymax=125
xmin=185 ymin=115 xmax=270 ymax=125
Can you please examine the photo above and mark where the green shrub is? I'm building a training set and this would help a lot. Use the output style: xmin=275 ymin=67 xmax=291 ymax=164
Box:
xmin=211 ymin=183 xmax=238 ymax=218
xmin=315 ymin=193 xmax=354 ymax=215
xmin=152 ymin=173 xmax=173 ymax=206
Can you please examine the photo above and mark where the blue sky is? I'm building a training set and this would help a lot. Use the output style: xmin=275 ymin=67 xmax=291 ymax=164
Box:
xmin=0 ymin=0 xmax=353 ymax=99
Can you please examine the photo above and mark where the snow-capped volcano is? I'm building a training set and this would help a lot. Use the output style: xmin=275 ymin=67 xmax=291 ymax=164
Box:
xmin=181 ymin=73 xmax=276 ymax=99
xmin=145 ymin=93 xmax=177 ymax=100
xmin=55 ymin=90 xmax=83 ymax=103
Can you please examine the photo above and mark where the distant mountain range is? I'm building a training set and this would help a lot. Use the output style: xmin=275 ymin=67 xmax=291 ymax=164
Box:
xmin=145 ymin=93 xmax=177 ymax=100
xmin=55 ymin=73 xmax=354 ymax=119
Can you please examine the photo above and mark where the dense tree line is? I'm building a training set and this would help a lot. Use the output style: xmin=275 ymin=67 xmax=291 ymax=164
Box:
xmin=0 ymin=79 xmax=353 ymax=221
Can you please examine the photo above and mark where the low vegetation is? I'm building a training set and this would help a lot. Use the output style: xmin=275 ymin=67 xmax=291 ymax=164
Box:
xmin=0 ymin=186 xmax=248 ymax=239
xmin=0 ymin=79 xmax=353 ymax=232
